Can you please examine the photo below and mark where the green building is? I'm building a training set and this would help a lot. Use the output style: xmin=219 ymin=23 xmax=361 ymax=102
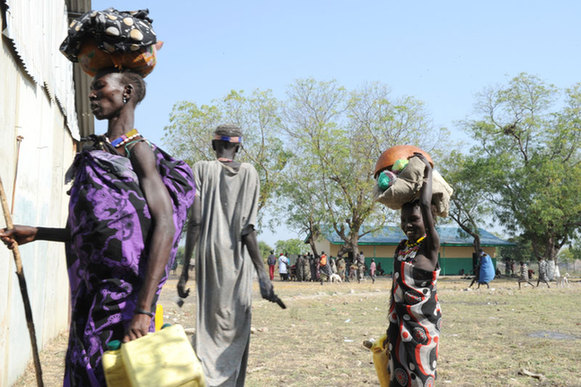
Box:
xmin=314 ymin=226 xmax=515 ymax=275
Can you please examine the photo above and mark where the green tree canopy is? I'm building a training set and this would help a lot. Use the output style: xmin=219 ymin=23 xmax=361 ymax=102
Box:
xmin=163 ymin=89 xmax=290 ymax=214
xmin=461 ymin=73 xmax=581 ymax=261
xmin=280 ymin=79 xmax=446 ymax=256
xmin=440 ymin=150 xmax=492 ymax=254
xmin=258 ymin=241 xmax=274 ymax=261
xmin=498 ymin=236 xmax=533 ymax=263
xmin=274 ymin=153 xmax=325 ymax=255
xmin=275 ymin=239 xmax=308 ymax=255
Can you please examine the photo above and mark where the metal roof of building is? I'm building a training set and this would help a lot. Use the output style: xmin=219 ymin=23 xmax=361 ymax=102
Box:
xmin=322 ymin=226 xmax=515 ymax=247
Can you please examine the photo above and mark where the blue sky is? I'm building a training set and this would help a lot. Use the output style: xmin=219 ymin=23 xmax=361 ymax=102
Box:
xmin=93 ymin=1 xmax=581 ymax=245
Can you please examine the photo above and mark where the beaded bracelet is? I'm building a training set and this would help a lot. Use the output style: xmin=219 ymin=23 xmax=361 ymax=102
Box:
xmin=134 ymin=308 xmax=154 ymax=318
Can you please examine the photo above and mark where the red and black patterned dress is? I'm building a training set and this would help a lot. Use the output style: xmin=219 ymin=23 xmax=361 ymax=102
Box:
xmin=387 ymin=240 xmax=442 ymax=387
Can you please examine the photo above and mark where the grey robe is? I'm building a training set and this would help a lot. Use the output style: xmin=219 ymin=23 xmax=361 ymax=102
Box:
xmin=193 ymin=160 xmax=259 ymax=386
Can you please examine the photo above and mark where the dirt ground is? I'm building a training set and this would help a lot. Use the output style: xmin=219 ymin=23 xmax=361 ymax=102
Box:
xmin=14 ymin=272 xmax=581 ymax=386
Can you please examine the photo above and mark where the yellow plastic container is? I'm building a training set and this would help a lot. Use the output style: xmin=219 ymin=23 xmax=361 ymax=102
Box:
xmin=104 ymin=303 xmax=163 ymax=386
xmin=367 ymin=334 xmax=390 ymax=387
xmin=121 ymin=324 xmax=205 ymax=387
xmin=155 ymin=304 xmax=164 ymax=331
xmin=102 ymin=341 xmax=131 ymax=387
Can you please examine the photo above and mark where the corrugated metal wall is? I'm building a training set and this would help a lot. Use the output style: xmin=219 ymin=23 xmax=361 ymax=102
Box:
xmin=0 ymin=0 xmax=90 ymax=385
xmin=66 ymin=0 xmax=94 ymax=138
xmin=3 ymin=0 xmax=80 ymax=139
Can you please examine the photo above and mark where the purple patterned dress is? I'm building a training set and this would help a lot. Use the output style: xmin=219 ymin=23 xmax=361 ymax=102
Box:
xmin=62 ymin=138 xmax=195 ymax=386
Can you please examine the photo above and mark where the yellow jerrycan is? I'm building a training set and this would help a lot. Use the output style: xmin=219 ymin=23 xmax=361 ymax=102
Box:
xmin=154 ymin=304 xmax=164 ymax=332
xmin=121 ymin=323 xmax=205 ymax=387
xmin=104 ymin=304 xmax=165 ymax=386
xmin=103 ymin=323 xmax=205 ymax=387
xmin=364 ymin=334 xmax=390 ymax=387
xmin=102 ymin=340 xmax=131 ymax=387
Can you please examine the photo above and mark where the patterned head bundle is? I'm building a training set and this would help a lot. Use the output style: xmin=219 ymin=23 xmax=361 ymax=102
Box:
xmin=60 ymin=8 xmax=161 ymax=77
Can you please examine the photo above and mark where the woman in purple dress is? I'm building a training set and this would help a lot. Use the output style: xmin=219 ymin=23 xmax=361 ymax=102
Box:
xmin=1 ymin=68 xmax=195 ymax=386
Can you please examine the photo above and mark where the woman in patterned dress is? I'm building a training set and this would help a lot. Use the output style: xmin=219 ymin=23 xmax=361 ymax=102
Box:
xmin=518 ymin=261 xmax=535 ymax=289
xmin=536 ymin=258 xmax=550 ymax=288
xmin=387 ymin=152 xmax=442 ymax=387
xmin=0 ymin=68 xmax=195 ymax=386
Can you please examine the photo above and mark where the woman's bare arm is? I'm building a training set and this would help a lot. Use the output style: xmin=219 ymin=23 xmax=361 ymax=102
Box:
xmin=415 ymin=153 xmax=440 ymax=267
xmin=124 ymin=141 xmax=175 ymax=342
xmin=178 ymin=197 xmax=200 ymax=298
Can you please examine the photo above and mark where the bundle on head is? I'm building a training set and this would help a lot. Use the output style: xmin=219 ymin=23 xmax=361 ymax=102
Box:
xmin=373 ymin=145 xmax=453 ymax=217
xmin=60 ymin=8 xmax=161 ymax=77
xmin=374 ymin=145 xmax=433 ymax=178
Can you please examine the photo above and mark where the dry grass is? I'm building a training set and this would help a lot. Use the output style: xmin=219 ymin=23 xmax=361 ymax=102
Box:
xmin=14 ymin=274 xmax=581 ymax=386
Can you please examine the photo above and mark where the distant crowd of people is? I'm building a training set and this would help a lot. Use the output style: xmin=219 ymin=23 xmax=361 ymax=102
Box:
xmin=266 ymin=250 xmax=386 ymax=284
xmin=465 ymin=252 xmax=564 ymax=290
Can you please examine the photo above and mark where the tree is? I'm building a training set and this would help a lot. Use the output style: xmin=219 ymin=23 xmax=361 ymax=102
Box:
xmin=462 ymin=73 xmax=581 ymax=262
xmin=498 ymin=236 xmax=533 ymax=263
xmin=557 ymin=247 xmax=575 ymax=263
xmin=275 ymin=239 xmax=308 ymax=255
xmin=440 ymin=150 xmax=492 ymax=263
xmin=163 ymin=89 xmax=290 ymax=216
xmin=273 ymin=152 xmax=326 ymax=256
xmin=557 ymin=235 xmax=581 ymax=263
xmin=281 ymin=79 xmax=445 ymax=257
xmin=570 ymin=239 xmax=581 ymax=262
xmin=258 ymin=241 xmax=274 ymax=262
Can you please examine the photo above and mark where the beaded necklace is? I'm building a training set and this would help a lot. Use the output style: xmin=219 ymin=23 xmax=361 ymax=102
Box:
xmin=406 ymin=234 xmax=426 ymax=248
xmin=397 ymin=234 xmax=426 ymax=262
xmin=107 ymin=129 xmax=140 ymax=148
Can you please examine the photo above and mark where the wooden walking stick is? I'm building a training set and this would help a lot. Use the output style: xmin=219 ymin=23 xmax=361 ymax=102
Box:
xmin=0 ymin=175 xmax=44 ymax=387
